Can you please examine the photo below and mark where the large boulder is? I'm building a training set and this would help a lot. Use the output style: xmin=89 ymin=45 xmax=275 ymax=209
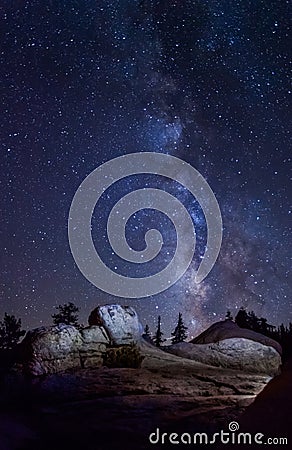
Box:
xmin=79 ymin=326 xmax=109 ymax=368
xmin=165 ymin=339 xmax=281 ymax=376
xmin=18 ymin=304 xmax=144 ymax=376
xmin=191 ymin=320 xmax=282 ymax=355
xmin=88 ymin=304 xmax=141 ymax=345
xmin=20 ymin=324 xmax=83 ymax=376
xmin=20 ymin=324 xmax=110 ymax=376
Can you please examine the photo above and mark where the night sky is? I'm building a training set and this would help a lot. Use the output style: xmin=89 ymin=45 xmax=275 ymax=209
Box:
xmin=1 ymin=0 xmax=291 ymax=339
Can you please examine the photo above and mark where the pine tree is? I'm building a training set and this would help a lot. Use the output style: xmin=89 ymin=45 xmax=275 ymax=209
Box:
xmin=280 ymin=323 xmax=286 ymax=338
xmin=52 ymin=302 xmax=80 ymax=327
xmin=235 ymin=307 xmax=249 ymax=328
xmin=153 ymin=316 xmax=164 ymax=347
xmin=0 ymin=313 xmax=25 ymax=350
xmin=144 ymin=324 xmax=151 ymax=337
xmin=248 ymin=310 xmax=260 ymax=331
xmin=259 ymin=317 xmax=268 ymax=334
xmin=143 ymin=324 xmax=153 ymax=343
xmin=171 ymin=312 xmax=188 ymax=344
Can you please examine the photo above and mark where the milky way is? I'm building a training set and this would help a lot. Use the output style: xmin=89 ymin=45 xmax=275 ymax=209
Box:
xmin=1 ymin=1 xmax=291 ymax=337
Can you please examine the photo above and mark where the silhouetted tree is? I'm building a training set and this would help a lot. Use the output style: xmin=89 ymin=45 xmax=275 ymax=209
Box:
xmin=235 ymin=308 xmax=260 ymax=331
xmin=153 ymin=316 xmax=164 ymax=347
xmin=280 ymin=323 xmax=286 ymax=336
xmin=248 ymin=310 xmax=260 ymax=331
xmin=142 ymin=323 xmax=154 ymax=344
xmin=234 ymin=307 xmax=292 ymax=361
xmin=144 ymin=324 xmax=151 ymax=337
xmin=235 ymin=307 xmax=249 ymax=328
xmin=0 ymin=313 xmax=25 ymax=350
xmin=236 ymin=308 xmax=274 ymax=333
xmin=171 ymin=313 xmax=188 ymax=344
xmin=277 ymin=323 xmax=292 ymax=360
xmin=52 ymin=302 xmax=80 ymax=327
xmin=258 ymin=317 xmax=268 ymax=334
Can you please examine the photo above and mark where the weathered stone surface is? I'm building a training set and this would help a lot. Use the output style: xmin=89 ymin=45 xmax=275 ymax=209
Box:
xmin=79 ymin=326 xmax=109 ymax=368
xmin=191 ymin=319 xmax=282 ymax=355
xmin=88 ymin=304 xmax=141 ymax=345
xmin=1 ymin=335 xmax=280 ymax=450
xmin=165 ymin=338 xmax=281 ymax=376
xmin=80 ymin=325 xmax=109 ymax=347
xmin=21 ymin=324 xmax=83 ymax=376
xmin=20 ymin=324 xmax=110 ymax=375
xmin=19 ymin=310 xmax=282 ymax=378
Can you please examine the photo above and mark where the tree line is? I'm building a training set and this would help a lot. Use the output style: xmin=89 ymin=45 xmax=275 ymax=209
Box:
xmin=0 ymin=303 xmax=188 ymax=350
xmin=226 ymin=307 xmax=292 ymax=360
xmin=0 ymin=302 xmax=79 ymax=350
xmin=0 ymin=304 xmax=291 ymax=359
xmin=143 ymin=312 xmax=188 ymax=346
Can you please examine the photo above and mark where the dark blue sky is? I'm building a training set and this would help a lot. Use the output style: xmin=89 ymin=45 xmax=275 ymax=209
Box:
xmin=1 ymin=0 xmax=291 ymax=337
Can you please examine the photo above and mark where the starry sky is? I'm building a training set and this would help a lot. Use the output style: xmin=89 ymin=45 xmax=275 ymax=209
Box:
xmin=1 ymin=0 xmax=291 ymax=339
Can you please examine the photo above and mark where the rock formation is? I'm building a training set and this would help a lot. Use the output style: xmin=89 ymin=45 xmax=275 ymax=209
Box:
xmin=79 ymin=326 xmax=109 ymax=369
xmin=20 ymin=323 xmax=110 ymax=376
xmin=18 ymin=306 xmax=282 ymax=379
xmin=191 ymin=319 xmax=282 ymax=355
xmin=165 ymin=338 xmax=281 ymax=376
xmin=19 ymin=305 xmax=141 ymax=376
xmin=0 ymin=306 xmax=285 ymax=450
xmin=88 ymin=304 xmax=141 ymax=345
xmin=20 ymin=324 xmax=83 ymax=376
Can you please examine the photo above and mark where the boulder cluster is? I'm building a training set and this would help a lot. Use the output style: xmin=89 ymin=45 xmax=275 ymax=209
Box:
xmin=20 ymin=304 xmax=140 ymax=376
xmin=165 ymin=319 xmax=282 ymax=376
xmin=18 ymin=304 xmax=282 ymax=377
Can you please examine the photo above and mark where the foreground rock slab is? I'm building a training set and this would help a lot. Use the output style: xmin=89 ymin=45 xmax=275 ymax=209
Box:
xmin=0 ymin=341 xmax=273 ymax=450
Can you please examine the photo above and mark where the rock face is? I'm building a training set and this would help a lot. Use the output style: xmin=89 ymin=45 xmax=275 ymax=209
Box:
xmin=165 ymin=338 xmax=281 ymax=376
xmin=88 ymin=304 xmax=141 ymax=345
xmin=191 ymin=319 xmax=282 ymax=355
xmin=20 ymin=324 xmax=110 ymax=376
xmin=79 ymin=326 xmax=109 ymax=369
xmin=21 ymin=324 xmax=83 ymax=376
xmin=18 ymin=308 xmax=281 ymax=380
xmin=19 ymin=304 xmax=143 ymax=375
